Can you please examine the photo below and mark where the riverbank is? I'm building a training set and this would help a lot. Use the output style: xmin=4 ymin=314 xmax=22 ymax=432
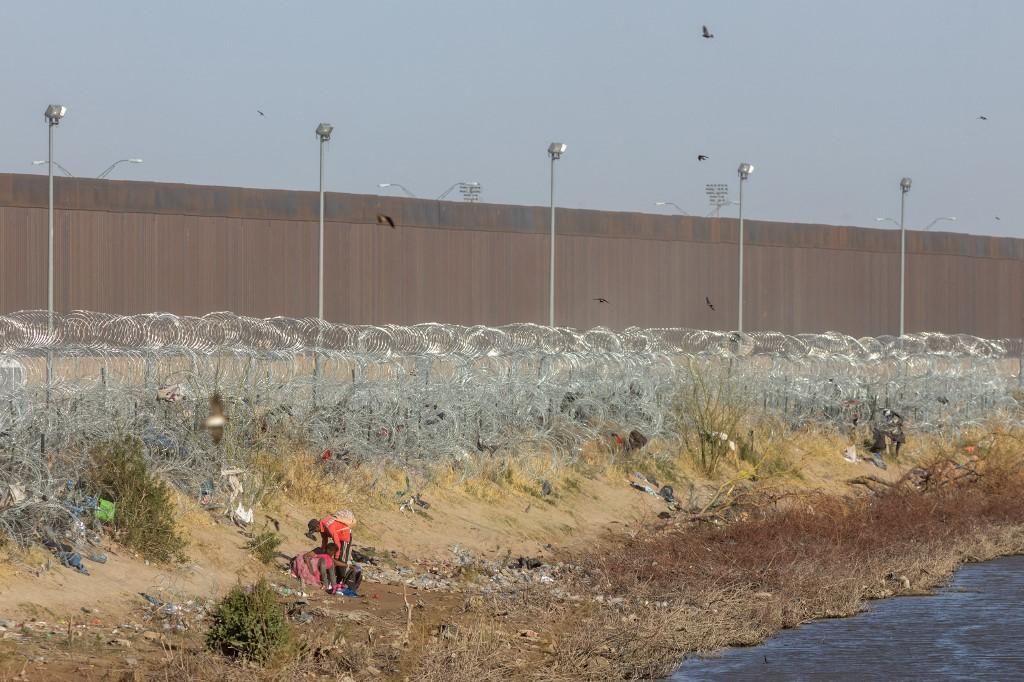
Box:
xmin=1 ymin=428 xmax=1022 ymax=680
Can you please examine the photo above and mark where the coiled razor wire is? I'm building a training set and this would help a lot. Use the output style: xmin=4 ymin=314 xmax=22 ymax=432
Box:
xmin=0 ymin=310 xmax=1022 ymax=545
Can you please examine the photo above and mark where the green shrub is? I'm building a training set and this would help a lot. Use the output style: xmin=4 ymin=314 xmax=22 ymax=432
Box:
xmin=246 ymin=530 xmax=283 ymax=564
xmin=206 ymin=579 xmax=289 ymax=665
xmin=87 ymin=439 xmax=186 ymax=563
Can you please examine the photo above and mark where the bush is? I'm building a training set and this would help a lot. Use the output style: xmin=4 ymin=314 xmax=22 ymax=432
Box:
xmin=206 ymin=579 xmax=289 ymax=665
xmin=247 ymin=530 xmax=283 ymax=564
xmin=673 ymin=361 xmax=750 ymax=476
xmin=87 ymin=439 xmax=186 ymax=563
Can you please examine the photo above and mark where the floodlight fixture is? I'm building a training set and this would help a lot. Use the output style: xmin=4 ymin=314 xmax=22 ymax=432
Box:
xmin=900 ymin=177 xmax=912 ymax=193
xmin=548 ymin=142 xmax=567 ymax=159
xmin=44 ymin=105 xmax=67 ymax=125
xmin=738 ymin=163 xmax=754 ymax=179
xmin=315 ymin=122 xmax=334 ymax=141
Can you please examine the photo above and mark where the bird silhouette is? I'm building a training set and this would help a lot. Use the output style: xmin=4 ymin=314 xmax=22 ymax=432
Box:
xmin=257 ymin=110 xmax=265 ymax=117
xmin=697 ymin=154 xmax=709 ymax=161
xmin=377 ymin=214 xmax=396 ymax=228
xmin=978 ymin=115 xmax=988 ymax=120
xmin=594 ymin=297 xmax=609 ymax=304
xmin=702 ymin=25 xmax=714 ymax=38
xmin=995 ymin=216 xmax=1001 ymax=221
xmin=204 ymin=394 xmax=228 ymax=444
xmin=706 ymin=296 xmax=715 ymax=311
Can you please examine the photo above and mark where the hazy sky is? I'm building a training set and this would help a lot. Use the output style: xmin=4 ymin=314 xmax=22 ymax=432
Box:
xmin=2 ymin=1 xmax=1021 ymax=236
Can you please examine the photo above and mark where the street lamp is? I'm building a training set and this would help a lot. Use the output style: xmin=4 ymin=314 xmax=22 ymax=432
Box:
xmin=737 ymin=163 xmax=754 ymax=334
xmin=654 ymin=201 xmax=690 ymax=215
xmin=315 ymin=122 xmax=334 ymax=322
xmin=899 ymin=177 xmax=912 ymax=337
xmin=32 ymin=160 xmax=73 ymax=176
xmin=437 ymin=181 xmax=480 ymax=201
xmin=44 ymin=105 xmax=66 ymax=332
xmin=97 ymin=158 xmax=143 ymax=179
xmin=547 ymin=143 xmax=567 ymax=328
xmin=378 ymin=182 xmax=417 ymax=198
xmin=924 ymin=216 xmax=956 ymax=231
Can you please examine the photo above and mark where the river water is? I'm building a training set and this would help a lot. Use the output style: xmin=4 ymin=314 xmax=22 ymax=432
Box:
xmin=671 ymin=554 xmax=1024 ymax=681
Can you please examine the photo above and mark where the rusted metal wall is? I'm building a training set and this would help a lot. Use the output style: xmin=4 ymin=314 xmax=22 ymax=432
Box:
xmin=1 ymin=173 xmax=1021 ymax=337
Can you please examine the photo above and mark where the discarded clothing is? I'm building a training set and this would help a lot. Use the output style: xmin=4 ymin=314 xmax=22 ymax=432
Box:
xmin=57 ymin=551 xmax=89 ymax=575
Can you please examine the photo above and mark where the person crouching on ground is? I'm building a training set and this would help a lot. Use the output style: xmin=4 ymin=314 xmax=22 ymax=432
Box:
xmin=291 ymin=549 xmax=337 ymax=592
xmin=307 ymin=510 xmax=362 ymax=593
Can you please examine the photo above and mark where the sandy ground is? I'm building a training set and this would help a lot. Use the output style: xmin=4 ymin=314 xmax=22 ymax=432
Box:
xmin=0 ymin=440 xmax=912 ymax=681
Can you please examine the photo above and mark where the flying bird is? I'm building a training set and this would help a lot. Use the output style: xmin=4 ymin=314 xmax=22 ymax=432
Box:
xmin=257 ymin=110 xmax=265 ymax=117
xmin=702 ymin=25 xmax=714 ymax=39
xmin=995 ymin=216 xmax=1001 ymax=221
xmin=376 ymin=214 xmax=396 ymax=228
xmin=697 ymin=154 xmax=709 ymax=161
xmin=204 ymin=394 xmax=228 ymax=444
xmin=705 ymin=296 xmax=715 ymax=311
xmin=978 ymin=115 xmax=988 ymax=120
xmin=594 ymin=297 xmax=609 ymax=304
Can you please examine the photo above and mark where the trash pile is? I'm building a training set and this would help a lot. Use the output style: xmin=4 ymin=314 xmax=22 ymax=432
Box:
xmin=356 ymin=544 xmax=566 ymax=594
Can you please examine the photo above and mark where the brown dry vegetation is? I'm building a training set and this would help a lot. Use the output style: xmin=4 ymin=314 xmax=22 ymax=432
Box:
xmin=404 ymin=449 xmax=1024 ymax=681
xmin=3 ymin=422 xmax=1024 ymax=681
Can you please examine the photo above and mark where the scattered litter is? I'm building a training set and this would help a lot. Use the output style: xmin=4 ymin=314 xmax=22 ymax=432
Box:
xmin=232 ymin=502 xmax=254 ymax=526
xmin=86 ymin=553 xmax=108 ymax=564
xmin=0 ymin=483 xmax=27 ymax=510
xmin=842 ymin=446 xmax=858 ymax=463
xmin=94 ymin=498 xmax=116 ymax=523
xmin=628 ymin=474 xmax=660 ymax=497
xmin=514 ymin=557 xmax=543 ymax=570
xmin=541 ymin=480 xmax=553 ymax=497
xmin=659 ymin=485 xmax=675 ymax=503
xmin=140 ymin=593 xmax=162 ymax=607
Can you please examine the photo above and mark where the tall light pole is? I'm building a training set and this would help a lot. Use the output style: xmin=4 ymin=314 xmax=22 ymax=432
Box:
xmin=315 ymin=122 xmax=333 ymax=321
xmin=737 ymin=163 xmax=754 ymax=333
xmin=899 ymin=177 xmax=912 ymax=337
xmin=44 ymin=105 xmax=67 ymax=332
xmin=547 ymin=143 xmax=567 ymax=327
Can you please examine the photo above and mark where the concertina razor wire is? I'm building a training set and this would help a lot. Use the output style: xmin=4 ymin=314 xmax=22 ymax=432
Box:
xmin=0 ymin=309 xmax=1022 ymax=545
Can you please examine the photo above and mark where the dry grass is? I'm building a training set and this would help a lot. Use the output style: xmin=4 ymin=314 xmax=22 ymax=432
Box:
xmin=405 ymin=445 xmax=1024 ymax=681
